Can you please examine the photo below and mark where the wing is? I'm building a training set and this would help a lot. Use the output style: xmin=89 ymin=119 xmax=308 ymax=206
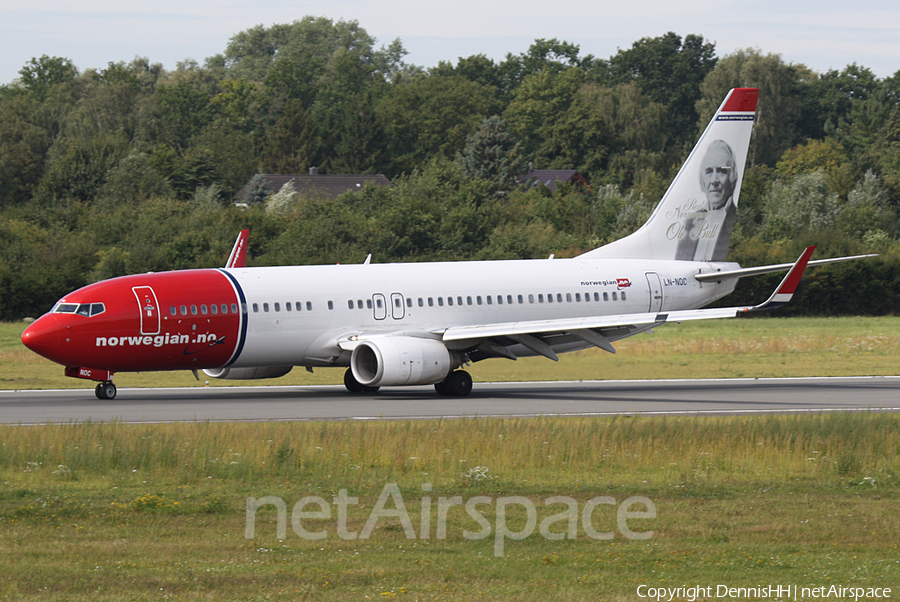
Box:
xmin=225 ymin=229 xmax=249 ymax=269
xmin=436 ymin=246 xmax=816 ymax=361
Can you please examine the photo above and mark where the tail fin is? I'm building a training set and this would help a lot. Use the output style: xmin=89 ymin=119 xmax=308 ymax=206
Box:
xmin=581 ymin=87 xmax=758 ymax=262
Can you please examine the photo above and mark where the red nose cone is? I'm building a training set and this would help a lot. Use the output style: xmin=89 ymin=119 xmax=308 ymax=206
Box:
xmin=21 ymin=315 xmax=61 ymax=361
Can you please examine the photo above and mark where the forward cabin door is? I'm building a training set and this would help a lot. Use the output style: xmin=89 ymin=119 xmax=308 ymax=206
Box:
xmin=133 ymin=286 xmax=161 ymax=335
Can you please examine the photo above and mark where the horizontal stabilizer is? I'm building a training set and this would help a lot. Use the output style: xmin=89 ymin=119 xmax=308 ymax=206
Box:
xmin=695 ymin=253 xmax=876 ymax=282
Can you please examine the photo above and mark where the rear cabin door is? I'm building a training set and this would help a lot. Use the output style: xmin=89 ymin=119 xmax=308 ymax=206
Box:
xmin=645 ymin=273 xmax=664 ymax=313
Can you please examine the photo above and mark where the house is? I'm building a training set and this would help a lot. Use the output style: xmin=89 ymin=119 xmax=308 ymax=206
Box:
xmin=235 ymin=168 xmax=391 ymax=204
xmin=518 ymin=169 xmax=592 ymax=192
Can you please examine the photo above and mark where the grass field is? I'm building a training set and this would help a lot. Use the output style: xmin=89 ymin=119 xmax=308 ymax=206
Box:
xmin=3 ymin=316 xmax=900 ymax=390
xmin=2 ymin=317 xmax=899 ymax=600
xmin=1 ymin=414 xmax=899 ymax=601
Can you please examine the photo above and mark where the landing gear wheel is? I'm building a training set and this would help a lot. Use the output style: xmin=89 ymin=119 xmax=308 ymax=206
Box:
xmin=343 ymin=368 xmax=380 ymax=394
xmin=95 ymin=382 xmax=116 ymax=400
xmin=435 ymin=370 xmax=473 ymax=397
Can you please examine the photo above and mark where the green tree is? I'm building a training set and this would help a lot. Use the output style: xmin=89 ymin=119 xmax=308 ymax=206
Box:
xmin=455 ymin=116 xmax=526 ymax=191
xmin=605 ymin=32 xmax=717 ymax=148
xmin=378 ymin=75 xmax=500 ymax=175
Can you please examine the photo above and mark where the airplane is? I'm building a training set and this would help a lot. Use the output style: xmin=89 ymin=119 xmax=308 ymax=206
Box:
xmin=21 ymin=88 xmax=874 ymax=400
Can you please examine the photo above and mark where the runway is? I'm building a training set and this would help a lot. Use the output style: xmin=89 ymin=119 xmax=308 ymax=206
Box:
xmin=1 ymin=376 xmax=899 ymax=424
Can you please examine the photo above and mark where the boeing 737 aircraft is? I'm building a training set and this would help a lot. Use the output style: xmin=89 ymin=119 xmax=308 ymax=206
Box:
xmin=21 ymin=88 xmax=871 ymax=399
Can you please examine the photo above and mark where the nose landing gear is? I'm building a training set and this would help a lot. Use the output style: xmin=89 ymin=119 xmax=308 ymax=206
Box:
xmin=95 ymin=382 xmax=117 ymax=399
xmin=64 ymin=366 xmax=117 ymax=399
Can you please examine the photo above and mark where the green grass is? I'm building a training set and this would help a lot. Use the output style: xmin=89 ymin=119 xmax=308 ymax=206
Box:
xmin=3 ymin=316 xmax=898 ymax=600
xmin=4 ymin=316 xmax=900 ymax=390
xmin=1 ymin=414 xmax=898 ymax=601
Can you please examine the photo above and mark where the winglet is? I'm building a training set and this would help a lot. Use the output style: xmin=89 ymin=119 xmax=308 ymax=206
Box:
xmin=225 ymin=229 xmax=249 ymax=268
xmin=746 ymin=246 xmax=815 ymax=312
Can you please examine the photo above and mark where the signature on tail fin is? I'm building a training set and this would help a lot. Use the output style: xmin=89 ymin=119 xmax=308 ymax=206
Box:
xmin=582 ymin=87 xmax=759 ymax=262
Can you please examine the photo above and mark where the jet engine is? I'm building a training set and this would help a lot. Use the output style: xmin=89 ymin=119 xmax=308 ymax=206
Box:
xmin=350 ymin=337 xmax=452 ymax=387
xmin=203 ymin=366 xmax=293 ymax=380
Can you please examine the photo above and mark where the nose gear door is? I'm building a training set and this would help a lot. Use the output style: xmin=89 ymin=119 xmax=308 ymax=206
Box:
xmin=133 ymin=286 xmax=161 ymax=335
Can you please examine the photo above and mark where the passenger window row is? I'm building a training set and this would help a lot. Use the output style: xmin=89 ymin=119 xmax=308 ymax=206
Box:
xmin=251 ymin=301 xmax=314 ymax=313
xmin=245 ymin=290 xmax=628 ymax=315
xmin=341 ymin=291 xmax=627 ymax=310
xmin=169 ymin=303 xmax=242 ymax=316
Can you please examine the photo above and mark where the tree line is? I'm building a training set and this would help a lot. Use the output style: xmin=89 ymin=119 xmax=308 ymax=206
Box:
xmin=2 ymin=18 xmax=900 ymax=319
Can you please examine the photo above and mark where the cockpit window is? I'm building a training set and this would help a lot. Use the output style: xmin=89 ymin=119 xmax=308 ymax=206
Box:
xmin=51 ymin=302 xmax=105 ymax=317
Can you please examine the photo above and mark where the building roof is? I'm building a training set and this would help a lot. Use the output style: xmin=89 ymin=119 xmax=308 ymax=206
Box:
xmin=235 ymin=172 xmax=391 ymax=203
xmin=519 ymin=169 xmax=592 ymax=192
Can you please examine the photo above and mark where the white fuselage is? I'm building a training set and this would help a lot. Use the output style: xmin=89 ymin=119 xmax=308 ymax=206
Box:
xmin=226 ymin=256 xmax=739 ymax=368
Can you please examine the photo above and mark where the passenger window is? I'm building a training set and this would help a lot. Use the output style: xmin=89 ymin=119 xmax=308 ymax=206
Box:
xmin=296 ymin=302 xmax=302 ymax=311
xmin=575 ymin=293 xmax=581 ymax=302
xmin=327 ymin=301 xmax=334 ymax=310
xmin=211 ymin=304 xmax=218 ymax=315
xmin=358 ymin=300 xmax=364 ymax=309
xmin=306 ymin=302 xmax=312 ymax=311
xmin=438 ymin=297 xmax=444 ymax=306
xmin=170 ymin=306 xmax=177 ymax=316
xmin=547 ymin=294 xmax=553 ymax=303
xmin=558 ymin=294 xmax=564 ymax=303
xmin=566 ymin=293 xmax=572 ymax=303
xmin=286 ymin=303 xmax=292 ymax=312
xmin=407 ymin=298 xmax=413 ymax=308
xmin=447 ymin=297 xmax=454 ymax=306
xmin=518 ymin=294 xmax=524 ymax=304
xmin=487 ymin=296 xmax=492 ymax=305
xmin=496 ymin=295 xmax=502 ymax=305
xmin=528 ymin=294 xmax=534 ymax=303
xmin=348 ymin=300 xmax=355 ymax=309
xmin=612 ymin=292 xmax=618 ymax=301
xmin=622 ymin=292 xmax=627 ymax=301
xmin=201 ymin=305 xmax=208 ymax=315
xmin=603 ymin=293 xmax=609 ymax=301
xmin=394 ymin=298 xmax=402 ymax=308
xmin=234 ymin=304 xmax=241 ymax=314
xmin=467 ymin=296 xmax=473 ymax=306
xmin=594 ymin=293 xmax=600 ymax=302
xmin=275 ymin=303 xmax=281 ymax=312
xmin=263 ymin=303 xmax=269 ymax=312
xmin=180 ymin=305 xmax=187 ymax=316
xmin=376 ymin=298 xmax=383 ymax=308
xmin=538 ymin=294 xmax=544 ymax=303
xmin=191 ymin=305 xmax=198 ymax=315
xmin=476 ymin=296 xmax=483 ymax=305
xmin=252 ymin=303 xmax=259 ymax=313
xmin=428 ymin=298 xmax=434 ymax=307
xmin=418 ymin=298 xmax=424 ymax=307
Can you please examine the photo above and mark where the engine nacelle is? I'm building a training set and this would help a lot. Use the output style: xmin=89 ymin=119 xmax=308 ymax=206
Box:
xmin=351 ymin=337 xmax=452 ymax=387
xmin=203 ymin=366 xmax=293 ymax=380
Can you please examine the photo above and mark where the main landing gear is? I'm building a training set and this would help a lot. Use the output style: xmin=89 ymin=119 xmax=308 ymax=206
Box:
xmin=434 ymin=370 xmax=473 ymax=397
xmin=343 ymin=369 xmax=380 ymax=394
xmin=95 ymin=381 xmax=117 ymax=400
